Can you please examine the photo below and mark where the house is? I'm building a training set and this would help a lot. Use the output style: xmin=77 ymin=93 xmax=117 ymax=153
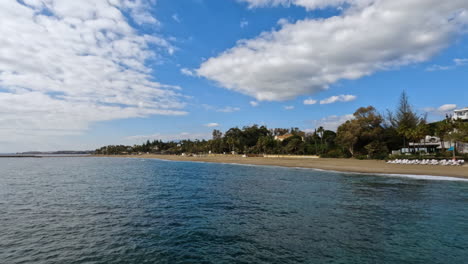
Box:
xmin=406 ymin=136 xmax=468 ymax=154
xmin=274 ymin=134 xmax=294 ymax=142
xmin=402 ymin=108 xmax=468 ymax=154
xmin=453 ymin=107 xmax=468 ymax=121
xmin=274 ymin=133 xmax=305 ymax=142
xmin=408 ymin=136 xmax=449 ymax=153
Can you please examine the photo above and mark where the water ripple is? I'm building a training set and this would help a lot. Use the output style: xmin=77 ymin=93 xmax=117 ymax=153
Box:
xmin=1 ymin=157 xmax=467 ymax=263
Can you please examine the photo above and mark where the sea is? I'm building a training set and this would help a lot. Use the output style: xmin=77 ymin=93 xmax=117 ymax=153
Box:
xmin=1 ymin=157 xmax=467 ymax=264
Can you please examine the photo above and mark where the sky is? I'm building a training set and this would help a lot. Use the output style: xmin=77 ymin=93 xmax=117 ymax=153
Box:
xmin=0 ymin=0 xmax=467 ymax=152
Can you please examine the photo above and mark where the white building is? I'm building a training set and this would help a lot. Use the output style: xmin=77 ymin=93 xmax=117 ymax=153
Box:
xmin=408 ymin=136 xmax=450 ymax=152
xmin=453 ymin=107 xmax=468 ymax=121
xmin=401 ymin=108 xmax=468 ymax=154
xmin=407 ymin=136 xmax=468 ymax=154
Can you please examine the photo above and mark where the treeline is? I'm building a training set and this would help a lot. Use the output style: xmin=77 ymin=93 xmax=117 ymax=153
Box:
xmin=95 ymin=92 xmax=468 ymax=159
xmin=95 ymin=126 xmax=340 ymax=157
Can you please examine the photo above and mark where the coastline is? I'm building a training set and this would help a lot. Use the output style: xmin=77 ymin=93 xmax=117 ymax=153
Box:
xmin=94 ymin=154 xmax=468 ymax=179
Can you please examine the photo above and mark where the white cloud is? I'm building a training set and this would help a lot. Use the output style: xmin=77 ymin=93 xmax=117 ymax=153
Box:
xmin=181 ymin=68 xmax=195 ymax=76
xmin=426 ymin=65 xmax=452 ymax=71
xmin=426 ymin=58 xmax=468 ymax=71
xmin=125 ymin=132 xmax=211 ymax=142
xmin=239 ymin=0 xmax=355 ymax=10
xmin=320 ymin=94 xmax=356 ymax=104
xmin=202 ymin=104 xmax=241 ymax=113
xmin=217 ymin=106 xmax=241 ymax=113
xmin=438 ymin=104 xmax=458 ymax=112
xmin=454 ymin=58 xmax=468 ymax=66
xmin=205 ymin=123 xmax=220 ymax=127
xmin=250 ymin=101 xmax=259 ymax=107
xmin=284 ymin=105 xmax=295 ymax=110
xmin=0 ymin=0 xmax=186 ymax=152
xmin=424 ymin=104 xmax=457 ymax=116
xmin=199 ymin=0 xmax=468 ymax=101
xmin=308 ymin=114 xmax=354 ymax=131
xmin=303 ymin=98 xmax=317 ymax=105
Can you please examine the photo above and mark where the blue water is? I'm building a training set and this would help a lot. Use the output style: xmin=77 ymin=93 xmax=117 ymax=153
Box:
xmin=1 ymin=157 xmax=467 ymax=264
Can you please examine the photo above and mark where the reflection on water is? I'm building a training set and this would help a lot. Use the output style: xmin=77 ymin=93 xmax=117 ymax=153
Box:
xmin=1 ymin=157 xmax=467 ymax=263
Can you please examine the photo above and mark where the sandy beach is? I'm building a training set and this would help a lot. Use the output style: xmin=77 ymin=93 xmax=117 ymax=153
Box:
xmin=96 ymin=154 xmax=468 ymax=179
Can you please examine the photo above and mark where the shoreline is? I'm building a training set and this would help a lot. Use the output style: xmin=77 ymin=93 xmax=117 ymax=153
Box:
xmin=94 ymin=154 xmax=468 ymax=179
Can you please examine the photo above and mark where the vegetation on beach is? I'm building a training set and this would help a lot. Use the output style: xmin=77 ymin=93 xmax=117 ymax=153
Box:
xmin=95 ymin=92 xmax=468 ymax=159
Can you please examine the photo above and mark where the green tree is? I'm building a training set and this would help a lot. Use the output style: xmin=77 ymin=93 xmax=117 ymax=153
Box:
xmin=317 ymin=126 xmax=325 ymax=154
xmin=435 ymin=118 xmax=453 ymax=151
xmin=445 ymin=119 xmax=468 ymax=157
xmin=336 ymin=106 xmax=385 ymax=158
xmin=414 ymin=122 xmax=430 ymax=155
xmin=255 ymin=136 xmax=276 ymax=154
xmin=285 ymin=138 xmax=305 ymax=154
xmin=388 ymin=91 xmax=421 ymax=149
xmin=336 ymin=120 xmax=360 ymax=157
xmin=212 ymin=129 xmax=222 ymax=140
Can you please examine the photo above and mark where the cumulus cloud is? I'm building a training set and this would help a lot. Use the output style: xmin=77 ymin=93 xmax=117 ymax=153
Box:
xmin=122 ymin=0 xmax=160 ymax=25
xmin=284 ymin=105 xmax=295 ymax=110
xmin=199 ymin=0 xmax=468 ymax=101
xmin=307 ymin=114 xmax=354 ymax=131
xmin=303 ymin=98 xmax=317 ymax=105
xmin=205 ymin=123 xmax=220 ymax=127
xmin=320 ymin=94 xmax=356 ymax=104
xmin=0 ymin=0 xmax=185 ymax=151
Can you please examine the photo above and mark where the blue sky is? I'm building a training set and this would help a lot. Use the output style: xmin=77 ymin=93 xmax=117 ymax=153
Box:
xmin=0 ymin=0 xmax=467 ymax=152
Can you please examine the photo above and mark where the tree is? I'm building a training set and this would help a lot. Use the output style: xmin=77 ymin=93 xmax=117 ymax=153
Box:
xmin=445 ymin=119 xmax=468 ymax=157
xmin=285 ymin=138 xmax=305 ymax=154
xmin=225 ymin=127 xmax=243 ymax=152
xmin=317 ymin=126 xmax=325 ymax=154
xmin=336 ymin=120 xmax=360 ymax=156
xmin=209 ymin=129 xmax=224 ymax=153
xmin=272 ymin=128 xmax=289 ymax=136
xmin=414 ymin=122 xmax=429 ymax=154
xmin=387 ymin=91 xmax=422 ymax=149
xmin=212 ymin=129 xmax=222 ymax=140
xmin=364 ymin=141 xmax=388 ymax=159
xmin=322 ymin=130 xmax=336 ymax=150
xmin=435 ymin=118 xmax=453 ymax=151
xmin=336 ymin=106 xmax=385 ymax=158
xmin=242 ymin=125 xmax=270 ymax=149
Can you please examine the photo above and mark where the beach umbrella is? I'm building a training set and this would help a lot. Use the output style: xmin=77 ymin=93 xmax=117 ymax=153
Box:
xmin=447 ymin=146 xmax=456 ymax=160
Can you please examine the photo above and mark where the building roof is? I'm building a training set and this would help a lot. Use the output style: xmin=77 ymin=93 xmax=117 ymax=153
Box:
xmin=275 ymin=134 xmax=294 ymax=140
xmin=454 ymin=107 xmax=468 ymax=112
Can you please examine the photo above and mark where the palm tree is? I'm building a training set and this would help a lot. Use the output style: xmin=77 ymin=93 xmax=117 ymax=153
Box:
xmin=435 ymin=118 xmax=453 ymax=152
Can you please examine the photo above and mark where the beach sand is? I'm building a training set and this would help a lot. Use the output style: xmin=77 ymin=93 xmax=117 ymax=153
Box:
xmin=97 ymin=154 xmax=468 ymax=179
